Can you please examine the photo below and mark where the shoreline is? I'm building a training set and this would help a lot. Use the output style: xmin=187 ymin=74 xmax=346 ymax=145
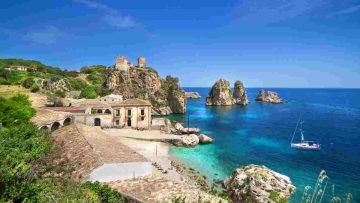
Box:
xmin=104 ymin=129 xmax=211 ymax=191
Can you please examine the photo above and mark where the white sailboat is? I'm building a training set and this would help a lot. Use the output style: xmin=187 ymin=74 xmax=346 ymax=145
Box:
xmin=291 ymin=118 xmax=321 ymax=150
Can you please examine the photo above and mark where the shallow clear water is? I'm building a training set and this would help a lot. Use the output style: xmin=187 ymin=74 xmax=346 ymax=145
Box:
xmin=169 ymin=88 xmax=360 ymax=202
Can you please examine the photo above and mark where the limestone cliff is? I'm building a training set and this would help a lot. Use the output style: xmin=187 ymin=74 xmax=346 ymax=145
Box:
xmin=233 ymin=80 xmax=249 ymax=106
xmin=225 ymin=164 xmax=296 ymax=203
xmin=106 ymin=57 xmax=185 ymax=115
xmin=206 ymin=79 xmax=234 ymax=106
xmin=255 ymin=89 xmax=284 ymax=104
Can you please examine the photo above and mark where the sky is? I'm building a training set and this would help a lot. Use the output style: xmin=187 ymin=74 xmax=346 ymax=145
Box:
xmin=0 ymin=0 xmax=360 ymax=88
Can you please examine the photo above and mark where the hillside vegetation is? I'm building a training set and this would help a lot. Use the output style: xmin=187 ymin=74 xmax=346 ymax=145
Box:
xmin=0 ymin=59 xmax=111 ymax=100
xmin=0 ymin=94 xmax=125 ymax=202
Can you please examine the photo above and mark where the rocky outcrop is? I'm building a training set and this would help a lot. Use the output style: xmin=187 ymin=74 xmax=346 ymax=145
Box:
xmin=206 ymin=79 xmax=234 ymax=106
xmin=181 ymin=134 xmax=199 ymax=147
xmin=174 ymin=123 xmax=200 ymax=134
xmin=233 ymin=80 xmax=249 ymax=106
xmin=107 ymin=57 xmax=186 ymax=115
xmin=225 ymin=165 xmax=296 ymax=203
xmin=255 ymin=89 xmax=284 ymax=104
xmin=185 ymin=92 xmax=201 ymax=99
xmin=198 ymin=134 xmax=213 ymax=144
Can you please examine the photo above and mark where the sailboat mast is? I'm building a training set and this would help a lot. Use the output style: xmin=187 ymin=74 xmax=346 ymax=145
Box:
xmin=291 ymin=115 xmax=302 ymax=144
xmin=300 ymin=122 xmax=304 ymax=142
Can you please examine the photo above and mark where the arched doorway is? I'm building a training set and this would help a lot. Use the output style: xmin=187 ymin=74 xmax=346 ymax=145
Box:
xmin=94 ymin=118 xmax=101 ymax=126
xmin=63 ymin=117 xmax=72 ymax=126
xmin=40 ymin=126 xmax=49 ymax=131
xmin=51 ymin=122 xmax=61 ymax=131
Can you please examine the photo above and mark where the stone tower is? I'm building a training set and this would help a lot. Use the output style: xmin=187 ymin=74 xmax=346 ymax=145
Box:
xmin=115 ymin=56 xmax=130 ymax=71
xmin=138 ymin=57 xmax=146 ymax=68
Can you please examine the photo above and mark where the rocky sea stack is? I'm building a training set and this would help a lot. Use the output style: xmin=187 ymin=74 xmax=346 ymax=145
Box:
xmin=233 ymin=80 xmax=249 ymax=105
xmin=225 ymin=164 xmax=296 ymax=203
xmin=206 ymin=79 xmax=234 ymax=106
xmin=255 ymin=89 xmax=284 ymax=104
xmin=107 ymin=56 xmax=186 ymax=115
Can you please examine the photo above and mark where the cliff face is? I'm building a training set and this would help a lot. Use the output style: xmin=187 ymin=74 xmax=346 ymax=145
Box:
xmin=107 ymin=64 xmax=185 ymax=115
xmin=233 ymin=80 xmax=249 ymax=106
xmin=206 ymin=79 xmax=234 ymax=106
xmin=225 ymin=164 xmax=296 ymax=203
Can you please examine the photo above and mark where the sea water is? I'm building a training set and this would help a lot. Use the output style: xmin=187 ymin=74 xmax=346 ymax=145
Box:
xmin=169 ymin=88 xmax=360 ymax=202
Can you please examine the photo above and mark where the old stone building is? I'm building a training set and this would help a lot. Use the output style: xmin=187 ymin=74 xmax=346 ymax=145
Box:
xmin=137 ymin=57 xmax=146 ymax=68
xmin=48 ymin=99 xmax=152 ymax=129
xmin=115 ymin=56 xmax=133 ymax=72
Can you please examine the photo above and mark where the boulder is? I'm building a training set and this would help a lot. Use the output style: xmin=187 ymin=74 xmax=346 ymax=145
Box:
xmin=255 ymin=89 xmax=283 ymax=104
xmin=206 ymin=79 xmax=234 ymax=106
xmin=185 ymin=92 xmax=202 ymax=99
xmin=181 ymin=127 xmax=200 ymax=134
xmin=233 ymin=80 xmax=249 ymax=106
xmin=174 ymin=123 xmax=184 ymax=131
xmin=224 ymin=164 xmax=296 ymax=203
xmin=198 ymin=134 xmax=213 ymax=144
xmin=181 ymin=134 xmax=199 ymax=147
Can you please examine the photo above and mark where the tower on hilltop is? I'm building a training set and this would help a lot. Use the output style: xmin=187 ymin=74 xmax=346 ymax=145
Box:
xmin=138 ymin=57 xmax=146 ymax=68
xmin=115 ymin=56 xmax=131 ymax=71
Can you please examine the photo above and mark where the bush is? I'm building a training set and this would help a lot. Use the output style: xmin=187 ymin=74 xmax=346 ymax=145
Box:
xmin=30 ymin=83 xmax=40 ymax=92
xmin=80 ymin=86 xmax=97 ymax=99
xmin=0 ymin=95 xmax=35 ymax=127
xmin=68 ymin=78 xmax=87 ymax=91
xmin=22 ymin=77 xmax=34 ymax=88
xmin=55 ymin=90 xmax=65 ymax=98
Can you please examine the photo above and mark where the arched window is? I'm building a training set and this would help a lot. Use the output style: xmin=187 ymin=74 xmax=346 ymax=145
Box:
xmin=63 ymin=117 xmax=72 ymax=126
xmin=97 ymin=109 xmax=103 ymax=114
xmin=104 ymin=109 xmax=111 ymax=114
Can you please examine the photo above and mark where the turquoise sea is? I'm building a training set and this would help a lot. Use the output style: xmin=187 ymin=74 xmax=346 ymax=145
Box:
xmin=168 ymin=88 xmax=360 ymax=202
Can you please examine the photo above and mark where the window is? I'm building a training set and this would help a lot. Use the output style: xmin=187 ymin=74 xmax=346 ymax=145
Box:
xmin=97 ymin=109 xmax=102 ymax=114
xmin=116 ymin=120 xmax=119 ymax=125
xmin=127 ymin=109 xmax=131 ymax=116
xmin=141 ymin=109 xmax=145 ymax=116
xmin=115 ymin=110 xmax=120 ymax=116
xmin=141 ymin=117 xmax=145 ymax=121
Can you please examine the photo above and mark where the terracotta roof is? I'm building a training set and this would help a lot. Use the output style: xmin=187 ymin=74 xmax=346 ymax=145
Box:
xmin=116 ymin=99 xmax=151 ymax=106
xmin=50 ymin=123 xmax=147 ymax=181
xmin=31 ymin=108 xmax=72 ymax=125
xmin=45 ymin=106 xmax=86 ymax=112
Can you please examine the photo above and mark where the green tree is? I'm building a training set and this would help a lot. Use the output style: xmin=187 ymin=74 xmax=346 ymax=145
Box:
xmin=0 ymin=95 xmax=35 ymax=127
xmin=79 ymin=86 xmax=97 ymax=99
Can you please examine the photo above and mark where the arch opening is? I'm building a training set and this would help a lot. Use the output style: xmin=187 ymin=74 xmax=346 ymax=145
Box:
xmin=51 ymin=122 xmax=61 ymax=131
xmin=63 ymin=117 xmax=72 ymax=126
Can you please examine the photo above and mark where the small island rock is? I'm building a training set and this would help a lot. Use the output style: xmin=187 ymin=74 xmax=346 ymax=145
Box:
xmin=185 ymin=92 xmax=202 ymax=99
xmin=206 ymin=79 xmax=234 ymax=106
xmin=225 ymin=164 xmax=296 ymax=203
xmin=255 ymin=89 xmax=284 ymax=104
xmin=233 ymin=80 xmax=249 ymax=106
xmin=198 ymin=134 xmax=213 ymax=144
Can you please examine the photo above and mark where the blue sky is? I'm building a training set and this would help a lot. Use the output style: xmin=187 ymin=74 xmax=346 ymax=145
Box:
xmin=1 ymin=0 xmax=360 ymax=88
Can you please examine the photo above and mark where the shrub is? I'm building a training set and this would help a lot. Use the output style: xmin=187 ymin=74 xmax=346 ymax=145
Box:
xmin=0 ymin=95 xmax=35 ymax=127
xmin=55 ymin=90 xmax=66 ymax=98
xmin=30 ymin=83 xmax=40 ymax=92
xmin=22 ymin=77 xmax=34 ymax=88
xmin=80 ymin=86 xmax=97 ymax=99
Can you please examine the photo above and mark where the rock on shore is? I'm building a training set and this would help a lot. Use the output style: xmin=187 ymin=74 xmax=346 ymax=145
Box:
xmin=224 ymin=164 xmax=296 ymax=203
xmin=198 ymin=134 xmax=213 ymax=144
xmin=185 ymin=92 xmax=201 ymax=99
xmin=181 ymin=134 xmax=199 ymax=147
xmin=255 ymin=89 xmax=284 ymax=104
xmin=206 ymin=79 xmax=235 ymax=106
xmin=233 ymin=80 xmax=249 ymax=106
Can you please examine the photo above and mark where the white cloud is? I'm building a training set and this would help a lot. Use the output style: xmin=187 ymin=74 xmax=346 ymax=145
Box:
xmin=330 ymin=5 xmax=360 ymax=17
xmin=23 ymin=26 xmax=62 ymax=45
xmin=73 ymin=0 xmax=137 ymax=29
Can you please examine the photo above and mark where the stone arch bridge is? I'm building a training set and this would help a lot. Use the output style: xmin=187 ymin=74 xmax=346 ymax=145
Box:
xmin=31 ymin=108 xmax=74 ymax=132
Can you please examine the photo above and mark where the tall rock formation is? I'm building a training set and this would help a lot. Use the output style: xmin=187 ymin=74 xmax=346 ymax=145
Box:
xmin=233 ymin=80 xmax=249 ymax=106
xmin=206 ymin=79 xmax=234 ymax=106
xmin=225 ymin=165 xmax=296 ymax=203
xmin=107 ymin=56 xmax=186 ymax=115
xmin=255 ymin=89 xmax=284 ymax=104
